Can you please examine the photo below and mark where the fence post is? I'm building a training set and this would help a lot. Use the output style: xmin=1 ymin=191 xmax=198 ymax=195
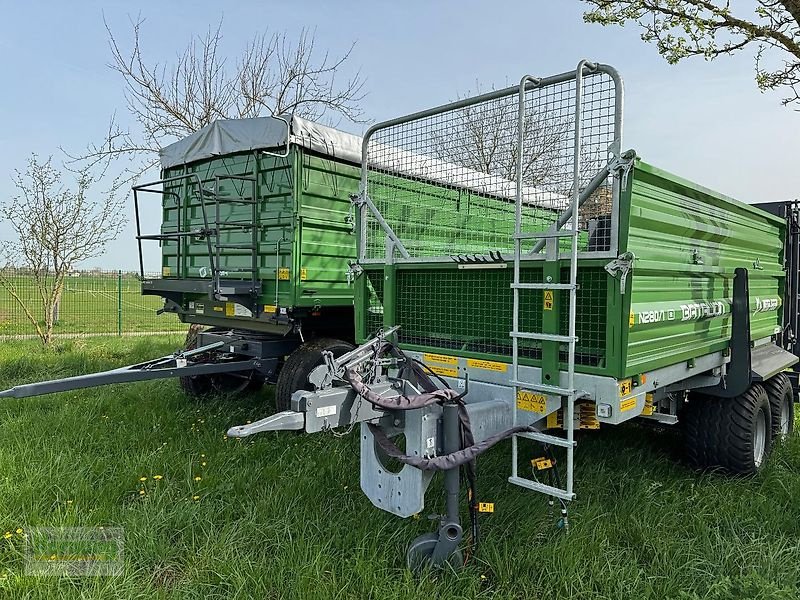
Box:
xmin=117 ymin=270 xmax=122 ymax=336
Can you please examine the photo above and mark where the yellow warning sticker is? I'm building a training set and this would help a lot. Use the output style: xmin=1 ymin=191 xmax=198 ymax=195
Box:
xmin=516 ymin=390 xmax=547 ymax=414
xmin=620 ymin=396 xmax=637 ymax=412
xmin=429 ymin=365 xmax=458 ymax=378
xmin=225 ymin=302 xmax=235 ymax=317
xmin=278 ymin=267 xmax=290 ymax=281
xmin=162 ymin=266 xmax=171 ymax=277
xmin=532 ymin=457 xmax=553 ymax=470
xmin=300 ymin=268 xmax=308 ymax=281
xmin=264 ymin=304 xmax=277 ymax=314
xmin=543 ymin=290 xmax=554 ymax=311
xmin=619 ymin=378 xmax=633 ymax=397
xmin=467 ymin=359 xmax=508 ymax=372
xmin=423 ymin=353 xmax=458 ymax=366
xmin=642 ymin=393 xmax=655 ymax=416
xmin=629 ymin=311 xmax=635 ymax=328
xmin=212 ymin=306 xmax=224 ymax=312
xmin=478 ymin=502 xmax=494 ymax=513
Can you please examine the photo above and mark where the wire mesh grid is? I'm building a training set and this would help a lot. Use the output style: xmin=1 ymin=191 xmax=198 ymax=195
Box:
xmin=365 ymin=267 xmax=607 ymax=367
xmin=363 ymin=68 xmax=619 ymax=260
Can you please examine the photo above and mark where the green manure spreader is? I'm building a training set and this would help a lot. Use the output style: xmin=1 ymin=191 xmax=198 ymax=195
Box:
xmin=1 ymin=60 xmax=798 ymax=571
xmin=226 ymin=60 xmax=799 ymax=570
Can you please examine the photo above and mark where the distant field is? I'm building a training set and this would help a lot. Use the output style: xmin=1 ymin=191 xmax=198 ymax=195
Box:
xmin=0 ymin=272 xmax=187 ymax=337
xmin=0 ymin=337 xmax=798 ymax=599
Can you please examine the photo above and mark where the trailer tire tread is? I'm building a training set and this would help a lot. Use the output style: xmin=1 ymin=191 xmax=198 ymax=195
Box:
xmin=274 ymin=338 xmax=354 ymax=412
xmin=683 ymin=384 xmax=771 ymax=475
xmin=763 ymin=372 xmax=794 ymax=442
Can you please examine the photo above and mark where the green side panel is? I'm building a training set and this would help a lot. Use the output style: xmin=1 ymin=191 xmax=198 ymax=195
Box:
xmin=160 ymin=147 xmax=360 ymax=312
xmin=294 ymin=151 xmax=359 ymax=307
xmin=361 ymin=261 xmax=618 ymax=376
xmin=365 ymin=177 xmax=586 ymax=258
xmin=623 ymin=160 xmax=785 ymax=376
xmin=161 ymin=151 xmax=295 ymax=307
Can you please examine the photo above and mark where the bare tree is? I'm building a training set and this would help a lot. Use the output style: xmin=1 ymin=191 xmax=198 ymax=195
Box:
xmin=71 ymin=17 xmax=366 ymax=182
xmin=430 ymin=88 xmax=607 ymax=196
xmin=0 ymin=156 xmax=125 ymax=344
xmin=582 ymin=1 xmax=800 ymax=107
xmin=430 ymin=93 xmax=571 ymax=188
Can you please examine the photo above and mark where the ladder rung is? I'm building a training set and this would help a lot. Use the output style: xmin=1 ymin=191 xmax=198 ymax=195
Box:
xmin=510 ymin=380 xmax=576 ymax=397
xmin=514 ymin=430 xmax=576 ymax=448
xmin=508 ymin=476 xmax=575 ymax=501
xmin=138 ymin=231 xmax=207 ymax=240
xmin=216 ymin=197 xmax=256 ymax=204
xmin=514 ymin=230 xmax=578 ymax=240
xmin=511 ymin=283 xmax=576 ymax=290
xmin=510 ymin=332 xmax=577 ymax=343
xmin=215 ymin=243 xmax=256 ymax=249
xmin=221 ymin=268 xmax=259 ymax=273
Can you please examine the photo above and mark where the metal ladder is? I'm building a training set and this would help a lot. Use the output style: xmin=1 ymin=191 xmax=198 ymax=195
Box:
xmin=208 ymin=174 xmax=260 ymax=301
xmin=133 ymin=170 xmax=261 ymax=307
xmin=508 ymin=66 xmax=589 ymax=503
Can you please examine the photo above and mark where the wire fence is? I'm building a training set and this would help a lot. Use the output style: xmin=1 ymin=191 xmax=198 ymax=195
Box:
xmin=0 ymin=269 xmax=188 ymax=339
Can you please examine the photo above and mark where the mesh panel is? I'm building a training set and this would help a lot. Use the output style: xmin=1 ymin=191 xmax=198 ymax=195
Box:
xmin=365 ymin=267 xmax=607 ymax=367
xmin=363 ymin=70 xmax=618 ymax=259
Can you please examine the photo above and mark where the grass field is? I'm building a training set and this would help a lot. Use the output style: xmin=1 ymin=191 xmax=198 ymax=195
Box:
xmin=0 ymin=337 xmax=799 ymax=599
xmin=0 ymin=272 xmax=187 ymax=337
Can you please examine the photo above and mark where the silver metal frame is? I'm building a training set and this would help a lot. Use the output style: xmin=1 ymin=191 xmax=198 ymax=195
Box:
xmin=357 ymin=63 xmax=625 ymax=265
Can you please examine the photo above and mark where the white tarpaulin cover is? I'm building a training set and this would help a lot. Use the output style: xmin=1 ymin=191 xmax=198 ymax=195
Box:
xmin=159 ymin=115 xmax=566 ymax=207
xmin=159 ymin=115 xmax=363 ymax=169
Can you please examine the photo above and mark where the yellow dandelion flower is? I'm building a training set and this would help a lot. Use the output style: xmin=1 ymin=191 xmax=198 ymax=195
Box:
xmin=138 ymin=490 xmax=146 ymax=496
xmin=66 ymin=500 xmax=73 ymax=505
xmin=201 ymin=462 xmax=207 ymax=467
xmin=194 ymin=476 xmax=201 ymax=482
xmin=15 ymin=528 xmax=22 ymax=535
xmin=152 ymin=475 xmax=163 ymax=481
xmin=139 ymin=477 xmax=147 ymax=482
xmin=192 ymin=495 xmax=200 ymax=501
xmin=201 ymin=454 xmax=205 ymax=458
xmin=2 ymin=532 xmax=11 ymax=539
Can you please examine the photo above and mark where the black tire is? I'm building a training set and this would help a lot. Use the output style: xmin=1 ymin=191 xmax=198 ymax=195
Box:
xmin=683 ymin=384 xmax=772 ymax=475
xmin=274 ymin=338 xmax=354 ymax=412
xmin=763 ymin=372 xmax=794 ymax=442
xmin=179 ymin=327 xmax=264 ymax=398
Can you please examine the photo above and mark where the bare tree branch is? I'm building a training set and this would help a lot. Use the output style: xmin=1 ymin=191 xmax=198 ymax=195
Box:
xmin=582 ymin=0 xmax=800 ymax=107
xmin=65 ymin=17 xmax=366 ymax=185
xmin=0 ymin=155 xmax=126 ymax=344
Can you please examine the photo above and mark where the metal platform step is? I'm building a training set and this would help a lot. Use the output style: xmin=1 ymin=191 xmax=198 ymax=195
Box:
xmin=515 ymin=430 xmax=576 ymax=449
xmin=508 ymin=476 xmax=576 ymax=501
xmin=510 ymin=332 xmax=578 ymax=343
xmin=510 ymin=380 xmax=576 ymax=397
xmin=510 ymin=282 xmax=576 ymax=290
xmin=514 ymin=230 xmax=579 ymax=240
xmin=215 ymin=243 xmax=257 ymax=250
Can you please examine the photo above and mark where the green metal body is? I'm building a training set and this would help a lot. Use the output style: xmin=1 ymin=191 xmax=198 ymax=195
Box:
xmin=359 ymin=159 xmax=785 ymax=380
xmin=157 ymin=146 xmax=358 ymax=333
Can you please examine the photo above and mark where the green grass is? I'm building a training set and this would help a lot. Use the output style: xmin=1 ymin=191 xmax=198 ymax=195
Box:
xmin=0 ymin=273 xmax=187 ymax=336
xmin=0 ymin=336 xmax=798 ymax=599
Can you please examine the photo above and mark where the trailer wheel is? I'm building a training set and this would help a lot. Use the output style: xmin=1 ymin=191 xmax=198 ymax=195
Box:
xmin=275 ymin=338 xmax=354 ymax=412
xmin=683 ymin=384 xmax=772 ymax=475
xmin=763 ymin=372 xmax=794 ymax=441
xmin=179 ymin=327 xmax=264 ymax=398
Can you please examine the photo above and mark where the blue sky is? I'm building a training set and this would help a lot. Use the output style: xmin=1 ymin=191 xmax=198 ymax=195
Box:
xmin=1 ymin=0 xmax=798 ymax=270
